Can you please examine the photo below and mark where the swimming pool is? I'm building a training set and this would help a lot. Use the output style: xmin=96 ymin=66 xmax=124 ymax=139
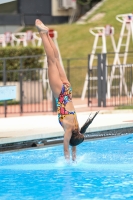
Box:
xmin=0 ymin=134 xmax=133 ymax=200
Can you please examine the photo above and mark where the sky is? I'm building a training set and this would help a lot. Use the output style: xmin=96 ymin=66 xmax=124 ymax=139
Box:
xmin=0 ymin=0 xmax=15 ymax=4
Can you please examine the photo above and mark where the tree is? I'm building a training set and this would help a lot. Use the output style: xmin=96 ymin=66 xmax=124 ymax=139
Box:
xmin=77 ymin=0 xmax=91 ymax=5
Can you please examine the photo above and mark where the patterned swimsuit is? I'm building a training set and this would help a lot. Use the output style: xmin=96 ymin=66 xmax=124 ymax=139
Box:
xmin=55 ymin=84 xmax=76 ymax=126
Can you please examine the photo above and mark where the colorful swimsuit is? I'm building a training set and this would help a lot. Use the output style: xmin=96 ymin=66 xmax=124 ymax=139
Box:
xmin=55 ymin=84 xmax=76 ymax=126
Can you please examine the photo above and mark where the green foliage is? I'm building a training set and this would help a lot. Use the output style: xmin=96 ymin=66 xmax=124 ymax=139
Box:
xmin=77 ymin=0 xmax=91 ymax=5
xmin=22 ymin=0 xmax=133 ymax=58
xmin=115 ymin=105 xmax=133 ymax=110
xmin=0 ymin=100 xmax=19 ymax=106
xmin=0 ymin=46 xmax=44 ymax=81
xmin=0 ymin=46 xmax=44 ymax=67
xmin=42 ymin=0 xmax=133 ymax=59
xmin=77 ymin=0 xmax=101 ymax=6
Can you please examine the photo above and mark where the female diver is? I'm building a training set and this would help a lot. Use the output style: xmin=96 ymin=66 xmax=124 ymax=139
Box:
xmin=35 ymin=19 xmax=98 ymax=162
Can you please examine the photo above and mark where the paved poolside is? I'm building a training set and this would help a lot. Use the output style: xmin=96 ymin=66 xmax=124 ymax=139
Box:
xmin=0 ymin=110 xmax=133 ymax=146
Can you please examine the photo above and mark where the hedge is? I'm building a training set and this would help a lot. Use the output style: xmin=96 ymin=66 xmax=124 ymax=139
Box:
xmin=0 ymin=46 xmax=44 ymax=81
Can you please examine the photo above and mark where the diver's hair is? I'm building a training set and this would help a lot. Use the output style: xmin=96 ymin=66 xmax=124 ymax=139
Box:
xmin=72 ymin=128 xmax=79 ymax=135
xmin=80 ymin=118 xmax=90 ymax=134
xmin=69 ymin=128 xmax=84 ymax=146
xmin=80 ymin=111 xmax=99 ymax=134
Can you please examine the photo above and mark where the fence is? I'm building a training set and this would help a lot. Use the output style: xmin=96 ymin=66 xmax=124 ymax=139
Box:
xmin=0 ymin=53 xmax=133 ymax=117
xmin=88 ymin=52 xmax=133 ymax=107
xmin=0 ymin=55 xmax=88 ymax=117
xmin=0 ymin=55 xmax=51 ymax=117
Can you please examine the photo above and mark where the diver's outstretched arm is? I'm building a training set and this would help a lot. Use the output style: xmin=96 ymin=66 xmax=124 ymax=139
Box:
xmin=72 ymin=146 xmax=76 ymax=161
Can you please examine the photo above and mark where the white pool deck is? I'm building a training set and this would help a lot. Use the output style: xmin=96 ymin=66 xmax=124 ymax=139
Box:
xmin=0 ymin=110 xmax=133 ymax=145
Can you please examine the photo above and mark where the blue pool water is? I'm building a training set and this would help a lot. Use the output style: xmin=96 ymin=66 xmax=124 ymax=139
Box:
xmin=0 ymin=134 xmax=133 ymax=200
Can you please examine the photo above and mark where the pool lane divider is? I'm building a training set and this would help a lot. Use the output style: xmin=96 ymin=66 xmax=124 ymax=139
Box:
xmin=0 ymin=123 xmax=133 ymax=153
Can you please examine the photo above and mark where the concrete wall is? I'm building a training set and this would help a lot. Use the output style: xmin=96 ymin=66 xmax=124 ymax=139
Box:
xmin=0 ymin=25 xmax=22 ymax=34
xmin=0 ymin=0 xmax=71 ymax=26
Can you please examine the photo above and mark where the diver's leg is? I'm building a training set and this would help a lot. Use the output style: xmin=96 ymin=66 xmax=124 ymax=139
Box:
xmin=35 ymin=19 xmax=62 ymax=98
xmin=47 ymin=28 xmax=70 ymax=85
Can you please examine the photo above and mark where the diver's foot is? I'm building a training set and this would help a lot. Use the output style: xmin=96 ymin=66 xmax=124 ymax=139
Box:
xmin=35 ymin=19 xmax=49 ymax=34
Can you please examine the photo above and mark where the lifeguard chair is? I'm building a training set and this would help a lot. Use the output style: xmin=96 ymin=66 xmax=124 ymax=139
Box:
xmin=25 ymin=30 xmax=35 ymax=46
xmin=12 ymin=31 xmax=35 ymax=47
xmin=4 ymin=32 xmax=14 ymax=47
xmin=109 ymin=13 xmax=133 ymax=96
xmin=81 ymin=25 xmax=116 ymax=100
xmin=0 ymin=34 xmax=6 ymax=47
xmin=12 ymin=32 xmax=27 ymax=47
xmin=33 ymin=32 xmax=42 ymax=47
